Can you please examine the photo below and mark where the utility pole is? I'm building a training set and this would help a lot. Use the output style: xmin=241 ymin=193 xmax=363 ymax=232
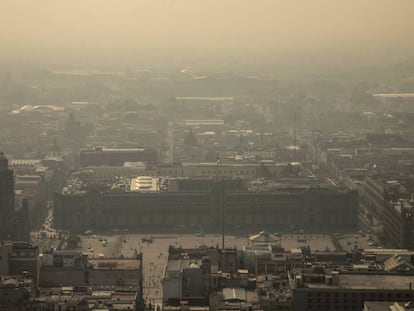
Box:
xmin=294 ymin=112 xmax=297 ymax=161
xmin=216 ymin=156 xmax=224 ymax=249
xmin=216 ymin=156 xmax=219 ymax=182
xmin=222 ymin=176 xmax=225 ymax=250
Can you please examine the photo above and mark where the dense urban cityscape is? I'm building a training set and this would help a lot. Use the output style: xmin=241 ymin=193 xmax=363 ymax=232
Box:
xmin=2 ymin=1 xmax=414 ymax=310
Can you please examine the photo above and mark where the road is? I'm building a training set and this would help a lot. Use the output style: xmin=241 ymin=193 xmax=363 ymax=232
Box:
xmin=30 ymin=204 xmax=62 ymax=252
xmin=336 ymin=232 xmax=380 ymax=252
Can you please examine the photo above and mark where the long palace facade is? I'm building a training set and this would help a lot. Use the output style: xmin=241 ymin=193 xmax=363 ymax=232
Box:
xmin=54 ymin=179 xmax=358 ymax=233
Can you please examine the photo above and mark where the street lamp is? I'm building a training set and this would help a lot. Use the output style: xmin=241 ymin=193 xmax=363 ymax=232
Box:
xmin=216 ymin=156 xmax=220 ymax=182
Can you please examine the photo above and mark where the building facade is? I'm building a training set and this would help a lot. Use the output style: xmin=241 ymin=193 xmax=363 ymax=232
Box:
xmin=293 ymin=273 xmax=414 ymax=311
xmin=0 ymin=242 xmax=40 ymax=288
xmin=80 ymin=147 xmax=158 ymax=167
xmin=383 ymin=200 xmax=414 ymax=249
xmin=0 ymin=153 xmax=15 ymax=241
xmin=54 ymin=181 xmax=358 ymax=233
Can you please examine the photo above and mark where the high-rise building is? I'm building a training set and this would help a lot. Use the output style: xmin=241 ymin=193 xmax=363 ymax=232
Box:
xmin=0 ymin=152 xmax=14 ymax=240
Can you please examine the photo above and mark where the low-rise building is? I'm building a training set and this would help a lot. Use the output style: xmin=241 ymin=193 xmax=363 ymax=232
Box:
xmin=0 ymin=242 xmax=40 ymax=288
xmin=39 ymin=249 xmax=143 ymax=305
xmin=31 ymin=286 xmax=140 ymax=311
xmin=0 ymin=275 xmax=34 ymax=311
xmin=293 ymin=272 xmax=414 ymax=311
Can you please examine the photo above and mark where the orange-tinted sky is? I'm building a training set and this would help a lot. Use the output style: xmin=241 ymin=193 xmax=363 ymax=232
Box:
xmin=1 ymin=0 xmax=414 ymax=67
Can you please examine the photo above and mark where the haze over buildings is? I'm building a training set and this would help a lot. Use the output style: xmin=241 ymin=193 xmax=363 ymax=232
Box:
xmin=2 ymin=1 xmax=414 ymax=310
xmin=1 ymin=1 xmax=414 ymax=68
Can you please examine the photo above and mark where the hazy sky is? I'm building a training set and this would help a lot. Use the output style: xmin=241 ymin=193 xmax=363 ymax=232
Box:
xmin=1 ymin=0 xmax=414 ymax=66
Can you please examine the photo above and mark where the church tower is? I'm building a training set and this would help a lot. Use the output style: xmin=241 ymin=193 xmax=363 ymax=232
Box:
xmin=0 ymin=152 xmax=15 ymax=240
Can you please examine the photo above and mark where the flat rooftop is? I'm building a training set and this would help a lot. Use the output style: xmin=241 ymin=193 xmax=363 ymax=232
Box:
xmin=307 ymin=274 xmax=414 ymax=290
xmin=364 ymin=248 xmax=414 ymax=254
xmin=89 ymin=259 xmax=141 ymax=270
xmin=81 ymin=148 xmax=145 ymax=153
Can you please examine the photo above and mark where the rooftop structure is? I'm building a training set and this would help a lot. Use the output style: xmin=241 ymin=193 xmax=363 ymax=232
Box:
xmin=130 ymin=176 xmax=160 ymax=192
xmin=222 ymin=288 xmax=247 ymax=302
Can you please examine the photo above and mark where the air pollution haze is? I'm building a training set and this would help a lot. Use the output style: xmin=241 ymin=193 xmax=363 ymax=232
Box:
xmin=3 ymin=1 xmax=414 ymax=310
xmin=1 ymin=0 xmax=414 ymax=68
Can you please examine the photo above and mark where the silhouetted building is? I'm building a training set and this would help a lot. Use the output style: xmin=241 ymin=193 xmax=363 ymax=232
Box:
xmin=0 ymin=241 xmax=40 ymax=288
xmin=184 ymin=128 xmax=198 ymax=147
xmin=13 ymin=199 xmax=30 ymax=241
xmin=0 ymin=275 xmax=34 ymax=311
xmin=64 ymin=113 xmax=82 ymax=140
xmin=0 ymin=152 xmax=14 ymax=240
